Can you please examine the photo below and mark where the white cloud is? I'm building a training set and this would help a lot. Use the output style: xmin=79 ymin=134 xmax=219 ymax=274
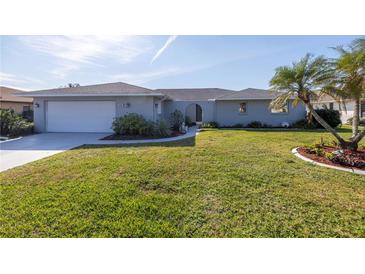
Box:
xmin=0 ymin=72 xmax=25 ymax=84
xmin=0 ymin=71 xmax=44 ymax=90
xmin=151 ymin=35 xmax=177 ymax=64
xmin=19 ymin=36 xmax=152 ymax=78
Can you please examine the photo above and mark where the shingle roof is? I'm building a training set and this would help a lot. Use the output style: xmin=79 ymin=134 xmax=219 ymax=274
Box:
xmin=0 ymin=86 xmax=33 ymax=102
xmin=215 ymin=88 xmax=284 ymax=100
xmin=16 ymin=82 xmax=164 ymax=97
xmin=13 ymin=81 xmax=285 ymax=101
xmin=157 ymin=88 xmax=235 ymax=101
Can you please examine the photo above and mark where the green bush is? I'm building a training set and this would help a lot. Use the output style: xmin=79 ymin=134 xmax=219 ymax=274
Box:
xmin=247 ymin=121 xmax=263 ymax=128
xmin=185 ymin=116 xmax=195 ymax=127
xmin=153 ymin=119 xmax=171 ymax=137
xmin=169 ymin=110 xmax=184 ymax=131
xmin=0 ymin=108 xmax=33 ymax=137
xmin=22 ymin=109 xmax=34 ymax=122
xmin=231 ymin=123 xmax=244 ymax=128
xmin=112 ymin=113 xmax=153 ymax=136
xmin=202 ymin=121 xmax=219 ymax=128
xmin=310 ymin=109 xmax=341 ymax=128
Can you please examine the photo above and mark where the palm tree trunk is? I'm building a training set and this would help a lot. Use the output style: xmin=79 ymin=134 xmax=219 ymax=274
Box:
xmin=306 ymin=103 xmax=347 ymax=145
xmin=351 ymin=129 xmax=365 ymax=147
xmin=352 ymin=98 xmax=360 ymax=138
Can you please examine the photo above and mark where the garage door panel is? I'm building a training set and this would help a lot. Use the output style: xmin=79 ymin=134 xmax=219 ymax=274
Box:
xmin=47 ymin=101 xmax=115 ymax=132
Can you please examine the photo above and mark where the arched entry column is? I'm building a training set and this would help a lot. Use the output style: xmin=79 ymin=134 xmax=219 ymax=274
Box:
xmin=185 ymin=103 xmax=203 ymax=125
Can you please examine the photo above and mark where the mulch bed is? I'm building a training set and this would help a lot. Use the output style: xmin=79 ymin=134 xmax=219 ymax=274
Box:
xmin=101 ymin=131 xmax=184 ymax=140
xmin=298 ymin=146 xmax=365 ymax=171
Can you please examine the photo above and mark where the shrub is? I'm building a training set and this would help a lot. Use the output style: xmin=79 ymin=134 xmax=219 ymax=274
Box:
xmin=10 ymin=119 xmax=33 ymax=136
xmin=112 ymin=113 xmax=153 ymax=136
xmin=310 ymin=109 xmax=341 ymax=128
xmin=201 ymin=121 xmax=219 ymax=128
xmin=247 ymin=121 xmax=263 ymax=128
xmin=169 ymin=110 xmax=184 ymax=131
xmin=185 ymin=116 xmax=195 ymax=127
xmin=347 ymin=117 xmax=365 ymax=126
xmin=153 ymin=119 xmax=171 ymax=137
xmin=0 ymin=108 xmax=33 ymax=137
xmin=22 ymin=109 xmax=34 ymax=122
xmin=231 ymin=123 xmax=244 ymax=128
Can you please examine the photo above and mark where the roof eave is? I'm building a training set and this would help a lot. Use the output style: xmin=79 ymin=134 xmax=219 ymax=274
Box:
xmin=215 ymin=97 xmax=279 ymax=101
xmin=14 ymin=93 xmax=164 ymax=98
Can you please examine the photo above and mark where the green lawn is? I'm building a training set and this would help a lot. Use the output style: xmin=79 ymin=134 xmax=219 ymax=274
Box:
xmin=1 ymin=128 xmax=364 ymax=237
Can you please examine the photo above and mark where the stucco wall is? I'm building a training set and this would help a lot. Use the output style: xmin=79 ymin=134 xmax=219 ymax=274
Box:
xmin=313 ymin=101 xmax=356 ymax=123
xmin=33 ymin=96 xmax=157 ymax=133
xmin=215 ymin=100 xmax=306 ymax=127
xmin=0 ymin=101 xmax=33 ymax=113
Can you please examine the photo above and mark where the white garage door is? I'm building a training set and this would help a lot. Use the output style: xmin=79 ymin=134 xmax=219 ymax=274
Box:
xmin=47 ymin=101 xmax=116 ymax=132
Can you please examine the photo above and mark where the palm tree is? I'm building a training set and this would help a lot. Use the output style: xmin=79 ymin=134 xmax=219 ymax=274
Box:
xmin=328 ymin=38 xmax=365 ymax=137
xmin=269 ymin=54 xmax=355 ymax=149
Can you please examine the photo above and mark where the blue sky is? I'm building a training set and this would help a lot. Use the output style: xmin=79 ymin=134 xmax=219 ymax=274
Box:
xmin=0 ymin=35 xmax=361 ymax=91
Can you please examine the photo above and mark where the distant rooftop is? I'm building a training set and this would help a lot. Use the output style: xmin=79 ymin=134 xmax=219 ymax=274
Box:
xmin=0 ymin=86 xmax=33 ymax=102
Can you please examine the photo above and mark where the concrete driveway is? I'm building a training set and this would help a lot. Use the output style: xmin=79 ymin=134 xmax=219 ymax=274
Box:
xmin=0 ymin=133 xmax=107 ymax=172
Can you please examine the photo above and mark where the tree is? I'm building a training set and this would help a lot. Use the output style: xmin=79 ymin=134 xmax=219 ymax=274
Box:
xmin=327 ymin=38 xmax=365 ymax=138
xmin=269 ymin=54 xmax=358 ymax=150
xmin=60 ymin=83 xmax=81 ymax=88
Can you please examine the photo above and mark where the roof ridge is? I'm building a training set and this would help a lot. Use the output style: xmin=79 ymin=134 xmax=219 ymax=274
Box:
xmin=29 ymin=81 xmax=153 ymax=93
xmin=156 ymin=87 xmax=236 ymax=91
xmin=214 ymin=90 xmax=244 ymax=99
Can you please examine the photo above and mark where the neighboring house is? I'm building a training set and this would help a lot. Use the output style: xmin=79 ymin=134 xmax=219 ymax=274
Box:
xmin=16 ymin=82 xmax=306 ymax=133
xmin=312 ymin=94 xmax=365 ymax=123
xmin=0 ymin=86 xmax=33 ymax=113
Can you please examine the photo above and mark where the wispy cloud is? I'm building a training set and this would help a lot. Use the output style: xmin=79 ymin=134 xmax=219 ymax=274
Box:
xmin=151 ymin=35 xmax=177 ymax=64
xmin=0 ymin=71 xmax=44 ymax=90
xmin=18 ymin=36 xmax=151 ymax=78
xmin=111 ymin=67 xmax=185 ymax=85
xmin=110 ymin=63 xmax=212 ymax=85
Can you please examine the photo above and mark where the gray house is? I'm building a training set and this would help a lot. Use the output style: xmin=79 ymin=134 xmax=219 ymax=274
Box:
xmin=18 ymin=82 xmax=306 ymax=133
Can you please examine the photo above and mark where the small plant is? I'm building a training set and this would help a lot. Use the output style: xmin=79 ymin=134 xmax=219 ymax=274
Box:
xmin=324 ymin=152 xmax=335 ymax=160
xmin=247 ymin=121 xmax=262 ymax=128
xmin=169 ymin=110 xmax=184 ymax=131
xmin=304 ymin=142 xmax=325 ymax=156
xmin=202 ymin=121 xmax=219 ymax=128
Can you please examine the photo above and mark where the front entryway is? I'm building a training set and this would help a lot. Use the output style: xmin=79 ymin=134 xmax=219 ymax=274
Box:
xmin=185 ymin=103 xmax=203 ymax=123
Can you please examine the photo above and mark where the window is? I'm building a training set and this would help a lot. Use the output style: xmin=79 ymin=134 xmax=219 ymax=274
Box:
xmin=23 ymin=105 xmax=31 ymax=112
xmin=239 ymin=102 xmax=247 ymax=113
xmin=155 ymin=103 xmax=161 ymax=114
xmin=271 ymin=103 xmax=288 ymax=113
xmin=329 ymin=102 xmax=334 ymax=110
